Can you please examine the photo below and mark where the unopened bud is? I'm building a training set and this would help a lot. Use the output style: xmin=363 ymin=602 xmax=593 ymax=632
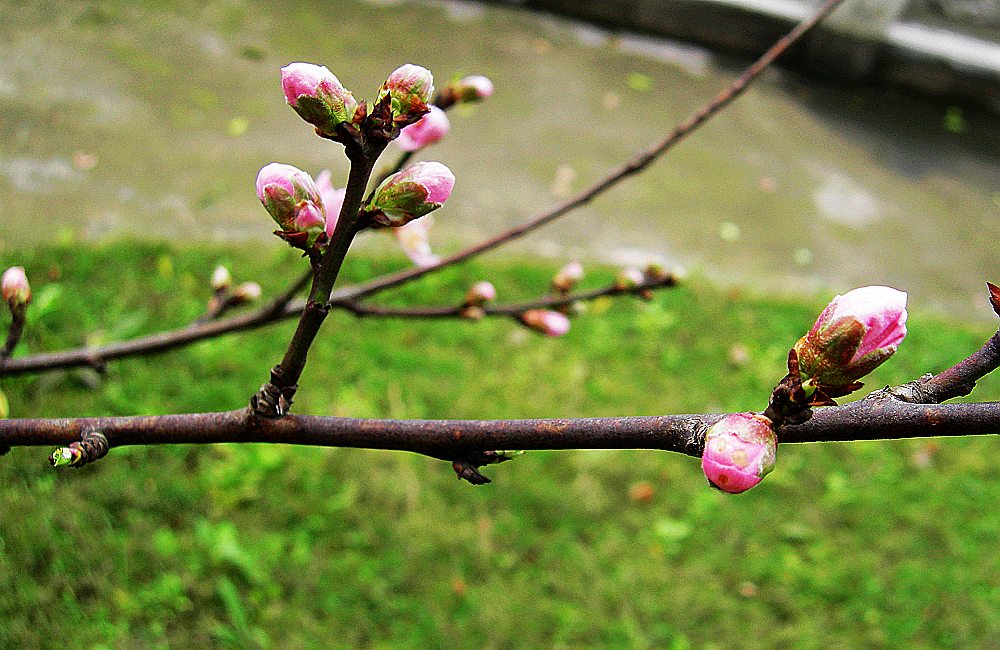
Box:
xmin=614 ymin=267 xmax=645 ymax=291
xmin=454 ymin=75 xmax=494 ymax=102
xmin=316 ymin=170 xmax=346 ymax=239
xmin=521 ymin=309 xmax=570 ymax=337
xmin=793 ymin=286 xmax=908 ymax=392
xmin=396 ymin=106 xmax=450 ymax=152
xmin=281 ymin=62 xmax=359 ymax=137
xmin=701 ymin=412 xmax=777 ymax=494
xmin=233 ymin=282 xmax=262 ymax=303
xmin=366 ymin=161 xmax=455 ymax=227
xmin=1 ymin=267 xmax=31 ymax=308
xmin=256 ymin=163 xmax=326 ymax=244
xmin=460 ymin=306 xmax=485 ymax=321
xmin=379 ymin=64 xmax=434 ymax=123
xmin=211 ymin=266 xmax=232 ymax=292
xmin=465 ymin=281 xmax=497 ymax=307
xmin=552 ymin=261 xmax=583 ymax=293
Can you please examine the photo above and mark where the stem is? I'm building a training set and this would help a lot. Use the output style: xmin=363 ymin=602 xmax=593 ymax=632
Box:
xmin=253 ymin=149 xmax=381 ymax=415
xmin=1 ymin=307 xmax=26 ymax=359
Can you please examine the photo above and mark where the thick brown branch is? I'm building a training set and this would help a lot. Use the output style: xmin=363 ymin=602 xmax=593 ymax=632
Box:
xmin=2 ymin=400 xmax=997 ymax=462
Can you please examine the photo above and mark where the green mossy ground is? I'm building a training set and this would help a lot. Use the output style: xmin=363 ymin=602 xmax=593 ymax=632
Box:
xmin=1 ymin=243 xmax=998 ymax=648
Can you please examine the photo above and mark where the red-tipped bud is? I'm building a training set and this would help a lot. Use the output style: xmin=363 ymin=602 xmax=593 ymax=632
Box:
xmin=281 ymin=63 xmax=358 ymax=137
xmin=1 ymin=267 xmax=31 ymax=308
xmin=366 ymin=161 xmax=454 ymax=227
xmin=701 ymin=413 xmax=777 ymax=494
xmin=396 ymin=106 xmax=450 ymax=152
xmin=521 ymin=309 xmax=570 ymax=337
xmin=793 ymin=286 xmax=908 ymax=392
xmin=454 ymin=75 xmax=494 ymax=102
xmin=465 ymin=281 xmax=497 ymax=307
xmin=379 ymin=64 xmax=434 ymax=123
xmin=256 ymin=163 xmax=326 ymax=244
xmin=552 ymin=261 xmax=583 ymax=293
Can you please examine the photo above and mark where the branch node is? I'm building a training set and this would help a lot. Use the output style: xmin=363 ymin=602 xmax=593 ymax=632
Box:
xmin=867 ymin=374 xmax=942 ymax=404
xmin=50 ymin=431 xmax=109 ymax=468
xmin=450 ymin=451 xmax=521 ymax=485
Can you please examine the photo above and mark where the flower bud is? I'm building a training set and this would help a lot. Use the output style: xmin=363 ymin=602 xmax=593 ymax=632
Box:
xmin=465 ymin=281 xmax=497 ymax=307
xmin=211 ymin=265 xmax=232 ymax=292
xmin=256 ymin=163 xmax=326 ymax=243
xmin=378 ymin=64 xmax=434 ymax=122
xmin=552 ymin=261 xmax=583 ymax=293
xmin=394 ymin=215 xmax=440 ymax=267
xmin=281 ymin=63 xmax=358 ymax=137
xmin=315 ymin=170 xmax=346 ymax=239
xmin=461 ymin=305 xmax=485 ymax=321
xmin=366 ymin=161 xmax=454 ymax=227
xmin=793 ymin=286 xmax=908 ymax=390
xmin=614 ymin=267 xmax=645 ymax=291
xmin=454 ymin=75 xmax=494 ymax=102
xmin=521 ymin=309 xmax=570 ymax=337
xmin=396 ymin=106 xmax=450 ymax=152
xmin=233 ymin=281 xmax=262 ymax=303
xmin=701 ymin=412 xmax=776 ymax=494
xmin=1 ymin=267 xmax=31 ymax=307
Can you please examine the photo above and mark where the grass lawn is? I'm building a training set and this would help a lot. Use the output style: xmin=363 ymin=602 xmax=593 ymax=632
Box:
xmin=1 ymin=242 xmax=999 ymax=648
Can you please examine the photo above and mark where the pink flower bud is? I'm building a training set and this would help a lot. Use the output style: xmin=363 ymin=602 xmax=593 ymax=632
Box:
xmin=794 ymin=286 xmax=908 ymax=389
xmin=394 ymin=215 xmax=440 ymax=267
xmin=379 ymin=64 xmax=434 ymax=121
xmin=366 ymin=161 xmax=454 ymax=227
xmin=256 ymin=163 xmax=326 ymax=241
xmin=1 ymin=267 xmax=31 ymax=307
xmin=396 ymin=106 xmax=450 ymax=152
xmin=455 ymin=75 xmax=494 ymax=102
xmin=281 ymin=63 xmax=358 ymax=136
xmin=465 ymin=281 xmax=497 ymax=306
xmin=211 ymin=265 xmax=232 ymax=292
xmin=701 ymin=412 xmax=777 ymax=494
xmin=521 ymin=309 xmax=570 ymax=337
xmin=315 ymin=170 xmax=346 ymax=239
xmin=614 ymin=267 xmax=646 ymax=290
xmin=552 ymin=261 xmax=584 ymax=292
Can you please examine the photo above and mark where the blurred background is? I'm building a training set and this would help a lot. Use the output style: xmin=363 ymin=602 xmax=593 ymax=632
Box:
xmin=1 ymin=1 xmax=1000 ymax=647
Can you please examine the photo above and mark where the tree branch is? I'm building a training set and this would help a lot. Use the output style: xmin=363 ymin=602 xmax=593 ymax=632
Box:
xmin=334 ymin=273 xmax=678 ymax=319
xmin=2 ymin=400 xmax=997 ymax=461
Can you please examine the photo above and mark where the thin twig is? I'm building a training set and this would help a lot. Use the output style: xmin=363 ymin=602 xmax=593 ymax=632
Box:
xmin=334 ymin=274 xmax=677 ymax=319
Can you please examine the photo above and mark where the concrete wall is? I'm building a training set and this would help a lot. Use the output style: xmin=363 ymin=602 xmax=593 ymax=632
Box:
xmin=494 ymin=0 xmax=1000 ymax=111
